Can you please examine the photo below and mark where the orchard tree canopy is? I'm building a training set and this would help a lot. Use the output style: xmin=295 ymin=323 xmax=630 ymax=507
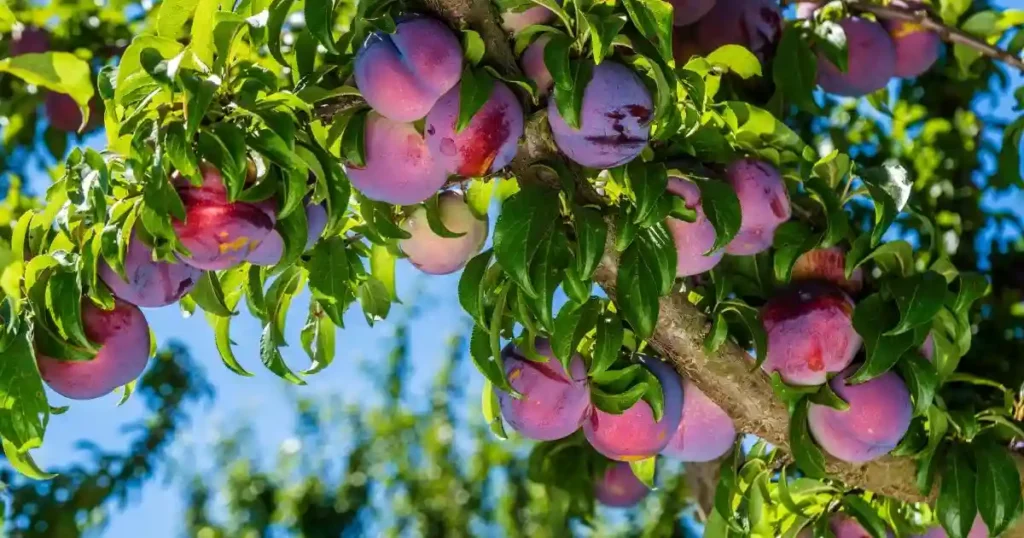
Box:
xmin=0 ymin=0 xmax=1023 ymax=536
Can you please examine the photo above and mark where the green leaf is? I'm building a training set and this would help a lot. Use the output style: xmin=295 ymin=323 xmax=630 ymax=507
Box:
xmin=551 ymin=298 xmax=601 ymax=372
xmin=706 ymin=44 xmax=762 ymax=79
xmin=308 ymin=237 xmax=353 ymax=316
xmin=465 ymin=179 xmax=494 ymax=220
xmin=259 ymin=324 xmax=306 ymax=385
xmin=0 ymin=53 xmax=94 ymax=127
xmin=897 ymin=351 xmax=938 ymax=417
xmin=267 ymin=0 xmax=297 ymax=67
xmin=772 ymin=26 xmax=819 ymax=113
xmin=45 ymin=273 xmax=92 ymax=352
xmin=620 ymin=0 xmax=673 ymax=62
xmin=528 ymin=231 xmax=570 ymax=331
xmin=481 ymin=379 xmax=507 ymax=440
xmin=773 ymin=221 xmax=819 ymax=283
xmin=697 ymin=179 xmax=741 ymax=252
xmin=629 ymin=457 xmax=656 ymax=488
xmin=369 ymin=243 xmax=398 ymax=302
xmin=617 ymin=241 xmax=661 ymax=340
xmin=717 ymin=300 xmax=767 ymax=368
xmin=340 ymin=108 xmax=369 ymax=168
xmin=2 ymin=439 xmax=55 ymax=480
xmin=300 ymin=301 xmax=336 ymax=375
xmin=587 ymin=13 xmax=627 ymax=64
xmin=0 ymin=319 xmax=49 ymax=453
xmin=157 ymin=0 xmax=200 ymax=37
xmin=850 ymin=239 xmax=914 ymax=278
xmin=790 ymin=398 xmax=827 ymax=479
xmin=591 ymin=308 xmax=624 ymax=376
xmin=636 ymin=223 xmax=677 ymax=296
xmin=573 ymin=206 xmax=607 ymax=279
xmin=493 ymin=184 xmax=560 ymax=297
xmin=849 ymin=294 xmax=917 ymax=384
xmin=189 ymin=0 xmax=220 ymax=67
xmin=358 ymin=277 xmax=391 ymax=326
xmin=546 ymin=35 xmax=592 ymax=131
xmin=938 ymin=446 xmax=977 ymax=538
xmin=181 ymin=71 xmax=220 ymax=137
xmin=462 ymin=29 xmax=486 ymax=66
xmin=265 ymin=265 xmax=307 ymax=347
xmin=459 ymin=250 xmax=493 ymax=328
xmin=305 ymin=0 xmax=338 ymax=53
xmin=488 ymin=285 xmax=514 ymax=393
xmin=591 ymin=382 xmax=648 ymax=414
xmin=424 ymin=194 xmax=466 ymax=239
xmin=975 ymin=443 xmax=1023 ymax=536
xmin=456 ymin=66 xmax=496 ymax=134
xmin=951 ymin=273 xmax=989 ymax=315
xmin=803 ymin=176 xmax=849 ymax=248
xmin=841 ymin=495 xmax=889 ymax=538
xmin=627 ymin=161 xmax=667 ymax=225
xmin=189 ymin=272 xmax=235 ymax=317
xmin=861 ymin=164 xmax=912 ymax=246
xmin=885 ymin=271 xmax=948 ymax=335
xmin=470 ymin=326 xmax=513 ymax=394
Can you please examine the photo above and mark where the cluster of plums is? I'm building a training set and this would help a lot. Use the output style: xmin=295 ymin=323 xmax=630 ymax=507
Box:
xmin=496 ymin=339 xmax=736 ymax=507
xmin=799 ymin=513 xmax=989 ymax=537
xmin=9 ymin=26 xmax=104 ymax=132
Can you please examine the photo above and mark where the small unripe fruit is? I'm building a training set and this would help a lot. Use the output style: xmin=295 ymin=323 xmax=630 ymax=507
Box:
xmin=353 ymin=17 xmax=463 ymax=122
xmin=345 ymin=112 xmax=448 ymax=205
xmin=816 ymin=18 xmax=897 ymax=97
xmin=808 ymin=366 xmax=912 ymax=463
xmin=425 ymin=81 xmax=524 ymax=177
xmin=584 ymin=357 xmax=684 ymax=461
xmin=497 ymin=340 xmax=591 ymax=441
xmin=594 ymin=462 xmax=650 ymax=507
xmin=99 ymin=232 xmax=203 ymax=307
xmin=665 ymin=176 xmax=723 ymax=276
xmin=724 ymin=158 xmax=791 ymax=256
xmin=662 ymin=378 xmax=735 ymax=462
xmin=37 ymin=299 xmax=152 ymax=400
xmin=761 ymin=282 xmax=861 ymax=386
xmin=399 ymin=192 xmax=488 ymax=275
xmin=791 ymin=247 xmax=863 ymax=295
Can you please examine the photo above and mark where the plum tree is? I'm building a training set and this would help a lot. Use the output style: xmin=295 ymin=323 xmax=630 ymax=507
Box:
xmin=724 ymin=159 xmax=791 ymax=256
xmin=791 ymin=247 xmax=864 ymax=295
xmin=547 ymin=61 xmax=652 ymax=169
xmin=761 ymin=282 xmax=861 ymax=386
xmin=661 ymin=378 xmax=735 ymax=462
xmin=172 ymin=164 xmax=276 ymax=271
xmin=353 ymin=17 xmax=463 ymax=122
xmin=425 ymin=81 xmax=525 ymax=177
xmin=521 ymin=36 xmax=553 ymax=96
xmin=594 ymin=462 xmax=650 ymax=507
xmin=496 ymin=340 xmax=591 ymax=441
xmin=36 ymin=299 xmax=152 ymax=400
xmin=246 ymin=202 xmax=328 ymax=267
xmin=583 ymin=357 xmax=684 ymax=461
xmin=884 ymin=10 xmax=941 ymax=78
xmin=688 ymin=0 xmax=782 ymax=63
xmin=99 ymin=231 xmax=202 ymax=307
xmin=817 ymin=17 xmax=897 ymax=97
xmin=501 ymin=6 xmax=554 ymax=35
xmin=399 ymin=192 xmax=488 ymax=275
xmin=807 ymin=366 xmax=912 ymax=463
xmin=670 ymin=0 xmax=717 ymax=27
xmin=665 ymin=176 xmax=723 ymax=276
xmin=345 ymin=112 xmax=449 ymax=205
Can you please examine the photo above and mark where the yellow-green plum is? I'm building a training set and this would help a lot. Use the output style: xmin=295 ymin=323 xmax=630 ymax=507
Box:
xmin=724 ymin=159 xmax=791 ymax=256
xmin=817 ymin=18 xmax=896 ymax=97
xmin=521 ymin=36 xmax=553 ymax=96
xmin=345 ymin=112 xmax=448 ymax=205
xmin=548 ymin=62 xmax=653 ymax=169
xmin=246 ymin=202 xmax=329 ymax=266
xmin=36 ymin=298 xmax=152 ymax=400
xmin=172 ymin=164 xmax=276 ymax=271
xmin=665 ymin=176 xmax=723 ymax=276
xmin=884 ymin=3 xmax=941 ymax=78
xmin=496 ymin=339 xmax=591 ymax=441
xmin=399 ymin=192 xmax=488 ymax=275
xmin=670 ymin=0 xmax=717 ymax=26
xmin=661 ymin=378 xmax=735 ymax=462
xmin=761 ymin=282 xmax=861 ymax=386
xmin=501 ymin=6 xmax=554 ymax=35
xmin=99 ymin=231 xmax=202 ymax=307
xmin=354 ymin=17 xmax=463 ymax=122
xmin=792 ymin=247 xmax=864 ymax=295
xmin=594 ymin=462 xmax=650 ymax=507
xmin=583 ymin=356 xmax=684 ymax=461
xmin=425 ymin=81 xmax=524 ymax=177
xmin=808 ymin=366 xmax=912 ymax=463
xmin=691 ymin=0 xmax=783 ymax=64
xmin=914 ymin=516 xmax=988 ymax=538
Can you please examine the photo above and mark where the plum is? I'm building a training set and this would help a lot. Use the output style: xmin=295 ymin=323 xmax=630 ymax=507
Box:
xmin=662 ymin=378 xmax=735 ymax=462
xmin=691 ymin=0 xmax=783 ymax=63
xmin=501 ymin=6 xmax=554 ymax=35
xmin=808 ymin=366 xmax=912 ymax=463
xmin=172 ymin=163 xmax=276 ymax=271
xmin=10 ymin=26 xmax=50 ymax=56
xmin=665 ymin=176 xmax=724 ymax=276
xmin=354 ymin=17 xmax=463 ymax=122
xmin=914 ymin=516 xmax=988 ymax=538
xmin=99 ymin=231 xmax=202 ymax=308
xmin=424 ymin=81 xmax=524 ymax=177
xmin=670 ymin=0 xmax=717 ymax=26
xmin=345 ymin=112 xmax=449 ymax=205
xmin=36 ymin=298 xmax=152 ymax=400
xmin=724 ymin=159 xmax=791 ymax=256
xmin=817 ymin=18 xmax=896 ymax=97
xmin=791 ymin=247 xmax=864 ymax=295
xmin=246 ymin=202 xmax=328 ymax=266
xmin=399 ymin=192 xmax=488 ymax=275
xmin=761 ymin=282 xmax=861 ymax=386
xmin=885 ymin=8 xmax=941 ymax=78
xmin=548 ymin=61 xmax=653 ymax=169
xmin=830 ymin=514 xmax=893 ymax=537
xmin=46 ymin=92 xmax=103 ymax=133
xmin=583 ymin=356 xmax=684 ymax=461
xmin=594 ymin=462 xmax=650 ymax=507
xmin=496 ymin=339 xmax=591 ymax=441
xmin=521 ymin=36 xmax=553 ymax=96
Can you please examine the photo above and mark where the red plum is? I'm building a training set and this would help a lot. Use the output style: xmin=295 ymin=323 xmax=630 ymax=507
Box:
xmin=662 ymin=378 xmax=735 ymax=462
xmin=817 ymin=18 xmax=896 ymax=97
xmin=594 ymin=462 xmax=650 ymax=507
xmin=691 ymin=0 xmax=783 ymax=63
xmin=791 ymin=247 xmax=864 ymax=295
xmin=99 ymin=231 xmax=202 ymax=307
xmin=665 ymin=176 xmax=723 ymax=276
xmin=345 ymin=112 xmax=448 ymax=205
xmin=521 ymin=36 xmax=553 ymax=96
xmin=724 ymin=159 xmax=791 ymax=256
xmin=246 ymin=202 xmax=328 ymax=266
xmin=425 ymin=81 xmax=524 ymax=177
